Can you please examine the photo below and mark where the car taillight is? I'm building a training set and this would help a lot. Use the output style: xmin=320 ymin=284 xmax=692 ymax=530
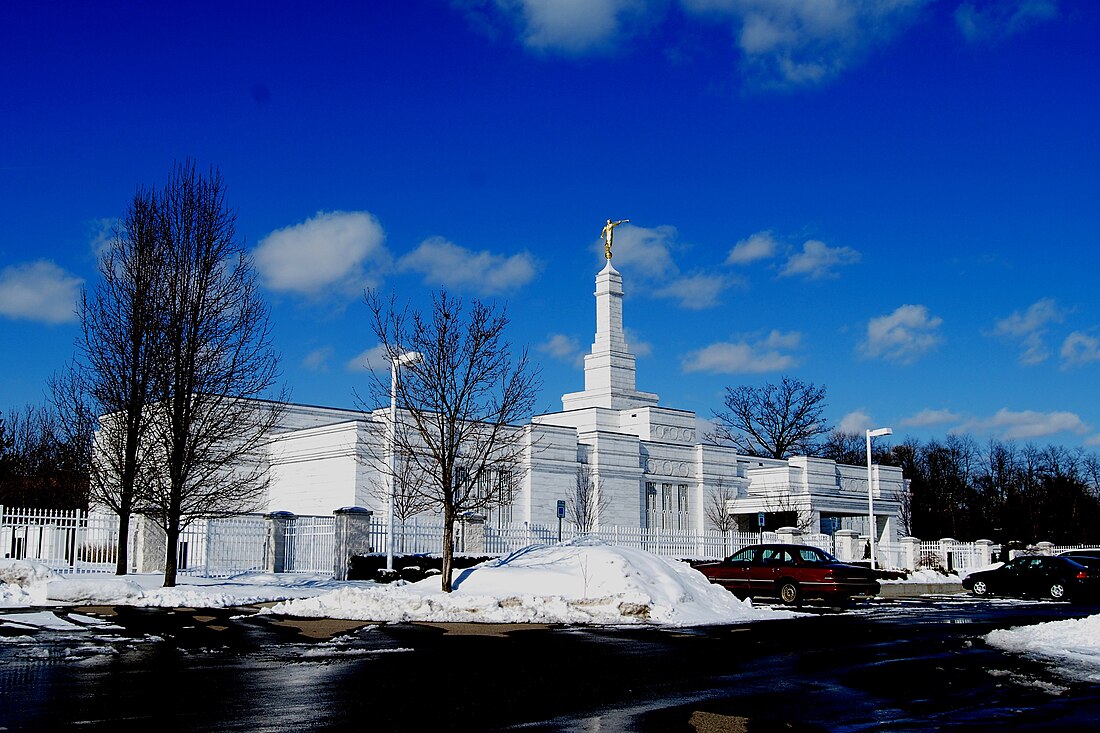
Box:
xmin=1077 ymin=570 xmax=1089 ymax=580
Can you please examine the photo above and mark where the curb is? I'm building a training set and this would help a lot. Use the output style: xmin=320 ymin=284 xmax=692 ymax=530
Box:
xmin=878 ymin=583 xmax=966 ymax=598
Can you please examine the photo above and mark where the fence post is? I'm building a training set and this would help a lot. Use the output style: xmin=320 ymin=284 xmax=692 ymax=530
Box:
xmin=973 ymin=539 xmax=993 ymax=567
xmin=900 ymin=536 xmax=920 ymax=571
xmin=1035 ymin=541 xmax=1055 ymax=556
xmin=459 ymin=513 xmax=487 ymax=555
xmin=264 ymin=511 xmax=295 ymax=573
xmin=939 ymin=538 xmax=956 ymax=572
xmin=776 ymin=526 xmax=802 ymax=545
xmin=333 ymin=507 xmax=374 ymax=581
xmin=133 ymin=514 xmax=167 ymax=574
xmin=834 ymin=529 xmax=859 ymax=562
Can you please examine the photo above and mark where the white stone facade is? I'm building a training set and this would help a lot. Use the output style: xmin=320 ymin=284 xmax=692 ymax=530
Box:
xmin=262 ymin=258 xmax=905 ymax=550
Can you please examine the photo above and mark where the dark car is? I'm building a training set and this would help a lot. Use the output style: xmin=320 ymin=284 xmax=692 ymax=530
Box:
xmin=695 ymin=543 xmax=880 ymax=605
xmin=1058 ymin=548 xmax=1100 ymax=561
xmin=962 ymin=555 xmax=1100 ymax=602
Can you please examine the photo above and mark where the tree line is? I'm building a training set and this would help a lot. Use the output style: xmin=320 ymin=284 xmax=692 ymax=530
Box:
xmin=710 ymin=376 xmax=1100 ymax=545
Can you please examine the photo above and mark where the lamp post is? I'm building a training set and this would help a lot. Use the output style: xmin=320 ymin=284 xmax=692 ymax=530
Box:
xmin=387 ymin=350 xmax=422 ymax=571
xmin=865 ymin=427 xmax=892 ymax=571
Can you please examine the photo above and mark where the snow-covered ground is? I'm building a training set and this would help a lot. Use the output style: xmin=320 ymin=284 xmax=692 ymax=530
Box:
xmin=2 ymin=537 xmax=787 ymax=626
xmin=4 ymin=539 xmax=1099 ymax=683
xmin=985 ymin=615 xmax=1100 ymax=682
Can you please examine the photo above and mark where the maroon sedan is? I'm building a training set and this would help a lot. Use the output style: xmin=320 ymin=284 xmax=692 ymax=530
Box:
xmin=695 ymin=543 xmax=880 ymax=605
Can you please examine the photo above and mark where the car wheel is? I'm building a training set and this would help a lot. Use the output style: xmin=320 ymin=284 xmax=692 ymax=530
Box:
xmin=970 ymin=580 xmax=988 ymax=596
xmin=778 ymin=581 xmax=801 ymax=605
xmin=1049 ymin=582 xmax=1067 ymax=600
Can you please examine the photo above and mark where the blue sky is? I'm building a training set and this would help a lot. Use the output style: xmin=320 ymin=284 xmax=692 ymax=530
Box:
xmin=1 ymin=0 xmax=1098 ymax=449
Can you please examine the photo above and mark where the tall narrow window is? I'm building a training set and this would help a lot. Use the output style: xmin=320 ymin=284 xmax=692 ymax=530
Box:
xmin=676 ymin=484 xmax=688 ymax=530
xmin=645 ymin=482 xmax=657 ymax=529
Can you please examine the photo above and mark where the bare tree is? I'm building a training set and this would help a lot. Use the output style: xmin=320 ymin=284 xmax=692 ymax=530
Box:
xmin=763 ymin=490 xmax=815 ymax=533
xmin=703 ymin=478 xmax=739 ymax=556
xmin=53 ymin=193 xmax=165 ymax=574
xmin=568 ymin=457 xmax=608 ymax=534
xmin=703 ymin=478 xmax=738 ymax=533
xmin=362 ymin=289 xmax=541 ymax=592
xmin=136 ymin=161 xmax=285 ymax=587
xmin=707 ymin=377 xmax=831 ymax=459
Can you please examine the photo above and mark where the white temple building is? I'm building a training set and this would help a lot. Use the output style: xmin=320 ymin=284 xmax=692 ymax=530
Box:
xmin=264 ymin=257 xmax=905 ymax=547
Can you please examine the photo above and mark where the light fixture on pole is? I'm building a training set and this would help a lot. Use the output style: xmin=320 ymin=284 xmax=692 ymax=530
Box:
xmin=865 ymin=427 xmax=892 ymax=571
xmin=388 ymin=350 xmax=422 ymax=572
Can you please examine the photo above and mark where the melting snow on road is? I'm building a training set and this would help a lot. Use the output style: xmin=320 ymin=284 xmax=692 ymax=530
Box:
xmin=985 ymin=614 xmax=1100 ymax=682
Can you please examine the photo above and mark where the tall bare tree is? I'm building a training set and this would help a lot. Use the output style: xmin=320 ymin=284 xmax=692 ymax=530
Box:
xmin=363 ymin=289 xmax=541 ymax=592
xmin=137 ymin=161 xmax=284 ymax=587
xmin=707 ymin=376 xmax=831 ymax=459
xmin=568 ymin=456 xmax=608 ymax=534
xmin=54 ymin=192 xmax=165 ymax=574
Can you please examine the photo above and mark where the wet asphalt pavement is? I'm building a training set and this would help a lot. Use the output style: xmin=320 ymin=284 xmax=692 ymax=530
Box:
xmin=2 ymin=596 xmax=1100 ymax=732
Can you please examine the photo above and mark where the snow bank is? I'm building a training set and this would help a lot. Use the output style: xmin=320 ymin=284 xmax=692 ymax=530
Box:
xmin=267 ymin=537 xmax=791 ymax=626
xmin=986 ymin=614 xmax=1100 ymax=681
xmin=1 ymin=559 xmax=56 ymax=605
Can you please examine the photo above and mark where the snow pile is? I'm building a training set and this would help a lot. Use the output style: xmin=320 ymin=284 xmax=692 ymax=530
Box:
xmin=1 ymin=559 xmax=56 ymax=605
xmin=985 ymin=614 xmax=1100 ymax=681
xmin=267 ymin=537 xmax=790 ymax=626
xmin=884 ymin=569 xmax=964 ymax=584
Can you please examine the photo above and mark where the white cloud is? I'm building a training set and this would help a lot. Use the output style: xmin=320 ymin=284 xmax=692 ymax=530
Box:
xmin=653 ymin=273 xmax=730 ymax=310
xmin=837 ymin=410 xmax=873 ymax=434
xmin=0 ymin=260 xmax=82 ymax=324
xmin=682 ymin=330 xmax=801 ymax=374
xmin=398 ymin=237 xmax=539 ymax=295
xmin=492 ymin=0 xmax=657 ymax=55
xmin=346 ymin=345 xmax=390 ymax=373
xmin=1061 ymin=331 xmax=1100 ymax=369
xmin=992 ymin=297 xmax=1065 ymax=365
xmin=624 ymin=327 xmax=653 ymax=358
xmin=682 ymin=0 xmax=931 ymax=88
xmin=861 ymin=304 xmax=942 ymax=364
xmin=779 ymin=239 xmax=860 ymax=280
xmin=965 ymin=408 xmax=1089 ymax=442
xmin=600 ymin=223 xmax=679 ymax=280
xmin=726 ymin=231 xmax=778 ymax=265
xmin=254 ymin=211 xmax=390 ymax=298
xmin=955 ymin=0 xmax=1059 ymax=43
xmin=537 ymin=333 xmax=584 ymax=367
xmin=301 ymin=346 xmax=335 ymax=372
xmin=900 ymin=408 xmax=962 ymax=428
xmin=600 ymin=223 xmax=734 ymax=309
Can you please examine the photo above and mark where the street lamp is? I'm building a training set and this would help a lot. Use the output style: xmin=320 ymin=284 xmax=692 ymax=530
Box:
xmin=865 ymin=427 xmax=892 ymax=571
xmin=388 ymin=350 xmax=422 ymax=571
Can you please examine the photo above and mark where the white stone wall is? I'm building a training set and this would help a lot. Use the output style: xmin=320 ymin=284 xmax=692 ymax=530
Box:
xmin=266 ymin=420 xmax=363 ymax=515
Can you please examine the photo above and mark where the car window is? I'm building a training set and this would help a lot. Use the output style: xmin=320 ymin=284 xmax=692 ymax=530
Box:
xmin=798 ymin=548 xmax=825 ymax=564
xmin=729 ymin=548 xmax=756 ymax=563
xmin=762 ymin=548 xmax=783 ymax=563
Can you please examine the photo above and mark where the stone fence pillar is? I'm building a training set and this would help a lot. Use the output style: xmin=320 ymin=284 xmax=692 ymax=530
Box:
xmin=776 ymin=526 xmax=802 ymax=545
xmin=833 ymin=529 xmax=859 ymax=563
xmin=900 ymin=536 xmax=920 ymax=571
xmin=1035 ymin=541 xmax=1055 ymax=556
xmin=974 ymin=539 xmax=993 ymax=567
xmin=333 ymin=507 xmax=374 ymax=581
xmin=263 ymin=511 xmax=295 ymax=573
xmin=133 ymin=514 xmax=166 ymax=574
xmin=939 ymin=538 xmax=956 ymax=572
xmin=459 ymin=513 xmax=487 ymax=554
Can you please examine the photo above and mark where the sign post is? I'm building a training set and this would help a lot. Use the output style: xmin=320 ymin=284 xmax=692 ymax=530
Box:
xmin=758 ymin=512 xmax=765 ymax=543
xmin=556 ymin=500 xmax=566 ymax=542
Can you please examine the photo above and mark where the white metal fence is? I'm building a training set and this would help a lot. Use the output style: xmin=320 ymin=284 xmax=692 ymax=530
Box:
xmin=9 ymin=504 xmax=1098 ymax=579
xmin=178 ymin=515 xmax=267 ymax=577
xmin=283 ymin=516 xmax=335 ymax=574
xmin=0 ymin=506 xmax=121 ymax=574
